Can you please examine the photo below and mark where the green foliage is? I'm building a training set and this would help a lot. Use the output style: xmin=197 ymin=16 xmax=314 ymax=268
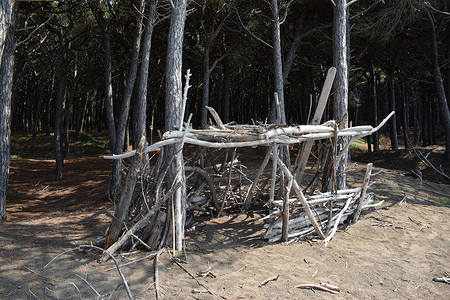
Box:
xmin=431 ymin=196 xmax=450 ymax=205
xmin=391 ymin=183 xmax=412 ymax=192
xmin=10 ymin=132 xmax=110 ymax=159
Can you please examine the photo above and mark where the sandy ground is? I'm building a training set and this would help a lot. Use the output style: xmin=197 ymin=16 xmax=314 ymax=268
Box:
xmin=1 ymin=154 xmax=449 ymax=299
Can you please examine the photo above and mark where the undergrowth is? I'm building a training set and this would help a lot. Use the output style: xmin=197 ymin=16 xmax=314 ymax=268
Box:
xmin=10 ymin=131 xmax=111 ymax=159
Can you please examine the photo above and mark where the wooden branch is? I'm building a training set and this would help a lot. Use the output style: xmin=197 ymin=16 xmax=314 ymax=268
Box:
xmin=185 ymin=166 xmax=220 ymax=212
xmin=352 ymin=163 xmax=373 ymax=223
xmin=258 ymin=275 xmax=279 ymax=287
xmin=269 ymin=144 xmax=279 ymax=203
xmin=296 ymin=283 xmax=340 ymax=294
xmin=323 ymin=195 xmax=353 ymax=247
xmin=105 ymin=136 xmax=146 ymax=249
xmin=179 ymin=69 xmax=191 ymax=130
xmin=282 ymin=175 xmax=293 ymax=242
xmin=205 ymin=106 xmax=226 ymax=129
xmin=101 ymin=180 xmax=182 ymax=262
xmin=243 ymin=145 xmax=274 ymax=209
xmin=276 ymin=157 xmax=326 ymax=239
xmin=433 ymin=277 xmax=450 ymax=284
xmin=154 ymin=247 xmax=166 ymax=300
xmin=413 ymin=148 xmax=450 ymax=182
xmin=218 ymin=148 xmax=237 ymax=216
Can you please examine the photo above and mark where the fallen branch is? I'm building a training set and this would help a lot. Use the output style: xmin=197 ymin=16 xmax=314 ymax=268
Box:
xmin=259 ymin=275 xmax=279 ymax=287
xmin=432 ymin=277 xmax=450 ymax=284
xmin=296 ymin=282 xmax=340 ymax=294
xmin=412 ymin=148 xmax=450 ymax=182
xmin=154 ymin=247 xmax=166 ymax=300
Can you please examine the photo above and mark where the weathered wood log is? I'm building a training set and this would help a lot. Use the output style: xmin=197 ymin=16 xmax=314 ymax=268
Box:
xmin=146 ymin=210 xmax=167 ymax=250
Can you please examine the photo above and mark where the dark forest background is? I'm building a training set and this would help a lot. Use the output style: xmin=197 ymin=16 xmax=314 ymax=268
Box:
xmin=10 ymin=0 xmax=449 ymax=153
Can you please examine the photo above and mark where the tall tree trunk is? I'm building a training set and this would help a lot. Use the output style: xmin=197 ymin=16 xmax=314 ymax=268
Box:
xmin=369 ymin=60 xmax=379 ymax=151
xmin=201 ymin=50 xmax=211 ymax=127
xmin=401 ymin=82 xmax=410 ymax=149
xmin=270 ymin=0 xmax=286 ymax=125
xmin=75 ymin=62 xmax=92 ymax=136
xmin=270 ymin=0 xmax=290 ymax=167
xmin=54 ymin=44 xmax=70 ymax=181
xmin=0 ymin=0 xmax=16 ymax=220
xmin=64 ymin=51 xmax=77 ymax=158
xmin=387 ymin=41 xmax=403 ymax=150
xmin=422 ymin=91 xmax=429 ymax=147
xmin=165 ymin=0 xmax=188 ymax=251
xmin=107 ymin=0 xmax=145 ymax=199
xmin=133 ymin=0 xmax=157 ymax=147
xmin=31 ymin=59 xmax=49 ymax=152
xmin=332 ymin=0 xmax=349 ymax=190
xmin=89 ymin=0 xmax=116 ymax=150
xmin=425 ymin=8 xmax=450 ymax=159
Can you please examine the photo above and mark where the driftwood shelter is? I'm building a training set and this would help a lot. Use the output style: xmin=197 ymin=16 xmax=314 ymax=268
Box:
xmin=102 ymin=67 xmax=394 ymax=259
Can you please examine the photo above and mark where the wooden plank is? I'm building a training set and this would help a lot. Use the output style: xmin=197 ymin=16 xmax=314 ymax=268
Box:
xmin=294 ymin=67 xmax=336 ymax=185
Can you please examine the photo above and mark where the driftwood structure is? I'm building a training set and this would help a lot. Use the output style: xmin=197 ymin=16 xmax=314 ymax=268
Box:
xmin=102 ymin=67 xmax=394 ymax=258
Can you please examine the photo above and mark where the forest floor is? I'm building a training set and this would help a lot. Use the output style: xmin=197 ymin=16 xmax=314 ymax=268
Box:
xmin=1 ymin=133 xmax=449 ymax=299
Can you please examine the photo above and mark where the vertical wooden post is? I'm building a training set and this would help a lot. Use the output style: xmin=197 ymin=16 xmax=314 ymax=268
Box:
xmin=282 ymin=175 xmax=293 ymax=242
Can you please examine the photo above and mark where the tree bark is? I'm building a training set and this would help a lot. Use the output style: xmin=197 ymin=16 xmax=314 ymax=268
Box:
xmin=222 ymin=54 xmax=230 ymax=123
xmin=165 ymin=0 xmax=188 ymax=251
xmin=54 ymin=43 xmax=70 ymax=180
xmin=31 ymin=59 xmax=49 ymax=152
xmin=133 ymin=0 xmax=157 ymax=147
xmin=271 ymin=0 xmax=286 ymax=125
xmin=425 ymin=8 xmax=450 ymax=159
xmin=0 ymin=0 xmax=16 ymax=220
xmin=387 ymin=40 xmax=403 ymax=150
xmin=332 ymin=0 xmax=349 ymax=190
xmin=89 ymin=0 xmax=116 ymax=150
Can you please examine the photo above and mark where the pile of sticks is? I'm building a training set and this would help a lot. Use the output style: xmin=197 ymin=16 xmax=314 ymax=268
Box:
xmin=261 ymin=163 xmax=380 ymax=243
xmin=103 ymin=67 xmax=394 ymax=254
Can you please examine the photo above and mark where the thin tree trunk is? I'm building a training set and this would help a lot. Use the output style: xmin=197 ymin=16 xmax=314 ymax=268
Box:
xmin=271 ymin=0 xmax=286 ymax=125
xmin=222 ymin=54 xmax=230 ymax=123
xmin=75 ymin=63 xmax=91 ymax=136
xmin=31 ymin=60 xmax=49 ymax=152
xmin=89 ymin=0 xmax=116 ymax=150
xmin=0 ymin=0 xmax=16 ymax=220
xmin=109 ymin=0 xmax=145 ymax=199
xmin=422 ymin=92 xmax=429 ymax=147
xmin=64 ymin=51 xmax=77 ymax=158
xmin=133 ymin=0 xmax=157 ymax=147
xmin=201 ymin=50 xmax=211 ymax=127
xmin=54 ymin=44 xmax=69 ymax=181
xmin=165 ymin=0 xmax=188 ymax=251
xmin=332 ymin=0 xmax=349 ymax=190
xmin=270 ymin=0 xmax=290 ymax=167
xmin=387 ymin=40 xmax=404 ymax=150
xmin=401 ymin=82 xmax=410 ymax=149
